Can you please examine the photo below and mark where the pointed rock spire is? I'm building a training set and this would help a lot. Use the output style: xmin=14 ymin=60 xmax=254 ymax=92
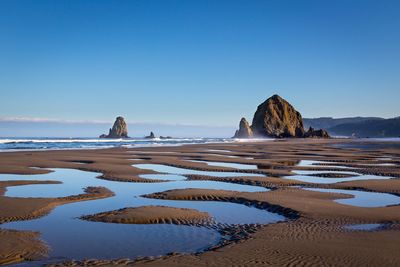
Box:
xmin=233 ymin=117 xmax=253 ymax=138
xmin=100 ymin=116 xmax=129 ymax=138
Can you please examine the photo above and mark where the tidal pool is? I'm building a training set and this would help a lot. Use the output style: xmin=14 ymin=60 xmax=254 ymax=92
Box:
xmin=345 ymin=224 xmax=382 ymax=231
xmin=187 ymin=160 xmax=258 ymax=170
xmin=284 ymin=173 xmax=392 ymax=184
xmin=204 ymin=149 xmax=233 ymax=153
xmin=284 ymin=160 xmax=394 ymax=184
xmin=1 ymin=167 xmax=282 ymax=262
xmin=133 ymin=164 xmax=264 ymax=177
xmin=139 ymin=173 xmax=187 ymax=181
xmin=303 ymin=188 xmax=400 ymax=207
xmin=356 ymin=162 xmax=397 ymax=167
xmin=296 ymin=160 xmax=353 ymax=169
xmin=294 ymin=169 xmax=359 ymax=176
xmin=205 ymin=153 xmax=251 ymax=159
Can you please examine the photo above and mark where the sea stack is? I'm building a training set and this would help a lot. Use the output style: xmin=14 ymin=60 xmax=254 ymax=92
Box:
xmin=304 ymin=127 xmax=330 ymax=138
xmin=233 ymin=94 xmax=330 ymax=138
xmin=252 ymin=94 xmax=305 ymax=138
xmin=100 ymin=116 xmax=129 ymax=138
xmin=145 ymin=131 xmax=156 ymax=139
xmin=233 ymin=118 xmax=253 ymax=138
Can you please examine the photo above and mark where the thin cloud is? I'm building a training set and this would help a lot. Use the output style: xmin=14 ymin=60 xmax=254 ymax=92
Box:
xmin=0 ymin=117 xmax=235 ymax=128
xmin=0 ymin=117 xmax=109 ymax=124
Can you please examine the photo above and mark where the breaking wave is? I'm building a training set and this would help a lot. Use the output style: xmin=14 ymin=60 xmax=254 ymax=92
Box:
xmin=0 ymin=137 xmax=237 ymax=151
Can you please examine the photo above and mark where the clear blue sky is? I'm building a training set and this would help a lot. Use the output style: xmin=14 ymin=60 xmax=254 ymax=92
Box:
xmin=1 ymin=0 xmax=399 ymax=127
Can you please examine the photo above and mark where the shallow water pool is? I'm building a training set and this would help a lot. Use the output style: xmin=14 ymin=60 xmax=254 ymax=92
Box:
xmin=1 ymin=167 xmax=283 ymax=261
xmin=187 ymin=160 xmax=258 ymax=170
xmin=134 ymin=163 xmax=264 ymax=177
xmin=345 ymin=224 xmax=382 ymax=231
xmin=284 ymin=160 xmax=394 ymax=184
xmin=303 ymin=188 xmax=400 ymax=207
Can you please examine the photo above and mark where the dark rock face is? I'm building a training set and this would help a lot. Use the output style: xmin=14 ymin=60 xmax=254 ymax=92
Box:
xmin=100 ymin=117 xmax=129 ymax=138
xmin=233 ymin=118 xmax=253 ymax=138
xmin=304 ymin=127 xmax=330 ymax=138
xmin=251 ymin=95 xmax=305 ymax=138
xmin=145 ymin=132 xmax=156 ymax=139
xmin=233 ymin=95 xmax=330 ymax=138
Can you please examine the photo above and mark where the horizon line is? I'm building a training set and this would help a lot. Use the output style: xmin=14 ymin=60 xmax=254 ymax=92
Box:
xmin=1 ymin=115 xmax=398 ymax=126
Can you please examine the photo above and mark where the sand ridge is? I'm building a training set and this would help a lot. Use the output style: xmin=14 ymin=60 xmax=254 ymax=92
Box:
xmin=0 ymin=229 xmax=48 ymax=265
xmin=81 ymin=205 xmax=213 ymax=226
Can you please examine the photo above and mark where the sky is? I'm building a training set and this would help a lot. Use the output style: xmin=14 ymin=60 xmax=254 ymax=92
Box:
xmin=0 ymin=0 xmax=399 ymax=136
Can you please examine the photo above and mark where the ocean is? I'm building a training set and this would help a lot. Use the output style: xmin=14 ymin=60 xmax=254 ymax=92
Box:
xmin=1 ymin=137 xmax=399 ymax=152
xmin=0 ymin=137 xmax=234 ymax=151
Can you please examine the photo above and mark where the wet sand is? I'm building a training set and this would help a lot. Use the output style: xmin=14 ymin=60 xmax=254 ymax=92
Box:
xmin=81 ymin=206 xmax=212 ymax=225
xmin=0 ymin=138 xmax=400 ymax=266
xmin=0 ymin=229 xmax=48 ymax=265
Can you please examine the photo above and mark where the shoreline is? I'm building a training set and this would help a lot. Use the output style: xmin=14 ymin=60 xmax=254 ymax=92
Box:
xmin=2 ymin=136 xmax=400 ymax=154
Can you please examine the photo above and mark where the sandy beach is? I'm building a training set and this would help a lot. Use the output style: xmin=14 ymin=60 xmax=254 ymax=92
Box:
xmin=1 ymin=139 xmax=400 ymax=266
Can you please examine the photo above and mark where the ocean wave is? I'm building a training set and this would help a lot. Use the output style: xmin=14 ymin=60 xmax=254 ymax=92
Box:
xmin=0 ymin=138 xmax=125 ymax=144
xmin=0 ymin=138 xmax=223 ymax=144
xmin=0 ymin=137 xmax=235 ymax=151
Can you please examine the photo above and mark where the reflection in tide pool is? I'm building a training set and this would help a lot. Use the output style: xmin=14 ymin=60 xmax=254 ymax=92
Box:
xmin=296 ymin=160 xmax=352 ymax=169
xmin=285 ymin=173 xmax=392 ymax=184
xmin=204 ymin=149 xmax=233 ymax=153
xmin=134 ymin=164 xmax=263 ymax=177
xmin=140 ymin=173 xmax=187 ymax=181
xmin=1 ymin=168 xmax=283 ymax=261
xmin=0 ymin=169 xmax=102 ymax=198
xmin=187 ymin=160 xmax=258 ymax=170
xmin=294 ymin=169 xmax=359 ymax=176
xmin=345 ymin=224 xmax=382 ymax=231
xmin=303 ymin=188 xmax=400 ymax=207
xmin=284 ymin=160 xmax=394 ymax=184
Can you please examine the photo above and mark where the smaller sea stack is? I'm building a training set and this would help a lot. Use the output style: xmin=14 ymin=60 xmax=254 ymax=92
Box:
xmin=100 ymin=116 xmax=129 ymax=138
xmin=145 ymin=132 xmax=156 ymax=139
xmin=233 ymin=118 xmax=253 ymax=138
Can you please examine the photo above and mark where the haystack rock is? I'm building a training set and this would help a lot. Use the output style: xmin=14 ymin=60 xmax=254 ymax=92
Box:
xmin=233 ymin=118 xmax=253 ymax=138
xmin=233 ymin=94 xmax=330 ymax=138
xmin=251 ymin=94 xmax=305 ymax=138
xmin=100 ymin=116 xmax=129 ymax=138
